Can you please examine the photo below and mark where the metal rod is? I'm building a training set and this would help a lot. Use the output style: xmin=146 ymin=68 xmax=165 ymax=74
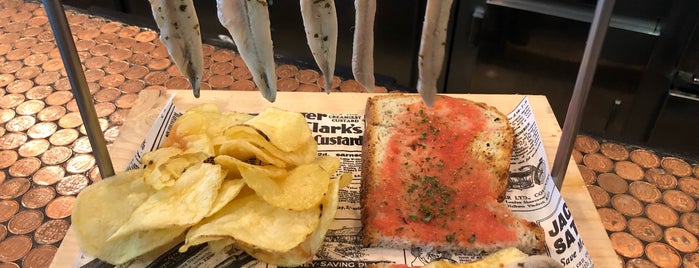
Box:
xmin=43 ymin=0 xmax=116 ymax=179
xmin=551 ymin=0 xmax=615 ymax=189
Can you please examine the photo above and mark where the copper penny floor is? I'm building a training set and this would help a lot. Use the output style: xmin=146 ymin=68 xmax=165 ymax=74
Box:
xmin=0 ymin=0 xmax=697 ymax=267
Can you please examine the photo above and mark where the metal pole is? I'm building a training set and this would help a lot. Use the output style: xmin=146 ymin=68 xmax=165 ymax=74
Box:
xmin=43 ymin=0 xmax=116 ymax=179
xmin=551 ymin=0 xmax=615 ymax=189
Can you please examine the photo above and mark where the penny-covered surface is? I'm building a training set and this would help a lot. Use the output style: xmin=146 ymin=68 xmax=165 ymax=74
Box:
xmin=0 ymin=0 xmax=696 ymax=267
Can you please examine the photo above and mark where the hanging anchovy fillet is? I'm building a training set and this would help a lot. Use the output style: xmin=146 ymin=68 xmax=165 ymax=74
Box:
xmin=351 ymin=0 xmax=376 ymax=92
xmin=417 ymin=0 xmax=454 ymax=107
xmin=300 ymin=0 xmax=338 ymax=93
xmin=217 ymin=0 xmax=278 ymax=102
xmin=149 ymin=0 xmax=204 ymax=97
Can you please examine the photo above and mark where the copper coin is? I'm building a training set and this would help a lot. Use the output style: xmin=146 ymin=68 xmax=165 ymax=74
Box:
xmin=47 ymin=47 xmax=62 ymax=59
xmin=15 ymin=66 xmax=41 ymax=80
xmin=612 ymin=193 xmax=644 ymax=217
xmin=45 ymin=195 xmax=76 ymax=219
xmin=109 ymin=108 xmax=129 ymax=125
xmin=230 ymin=80 xmax=256 ymax=91
xmin=66 ymin=154 xmax=95 ymax=174
xmin=34 ymin=219 xmax=69 ymax=245
xmin=684 ymin=254 xmax=699 ymax=268
xmin=134 ymin=30 xmax=157 ymax=42
xmin=646 ymin=168 xmax=678 ymax=190
xmin=0 ymin=93 xmax=25 ymax=108
xmin=0 ymin=199 xmax=19 ymax=222
xmin=37 ymin=30 xmax=56 ymax=43
xmin=151 ymin=44 xmax=169 ymax=58
xmin=118 ymin=25 xmax=140 ymax=38
xmin=49 ymin=128 xmax=79 ymax=146
xmin=124 ymin=65 xmax=148 ymax=80
xmin=65 ymin=99 xmax=79 ymax=113
xmin=79 ymin=118 xmax=108 ymax=135
xmin=0 ymin=235 xmax=32 ymax=262
xmin=4 ymin=21 xmax=27 ymax=33
xmin=681 ymin=212 xmax=699 ymax=235
xmin=211 ymin=61 xmax=234 ymax=75
xmin=56 ymin=174 xmax=89 ymax=196
xmin=27 ymin=122 xmax=57 ymax=139
xmin=72 ymin=136 xmax=92 ymax=154
xmin=30 ymin=42 xmax=54 ymax=54
xmin=628 ymin=217 xmax=663 ymax=243
xmin=67 ymin=13 xmax=87 ymax=25
xmin=275 ymin=64 xmax=298 ymax=79
xmin=23 ymin=244 xmax=58 ymax=268
xmin=103 ymin=125 xmax=119 ymax=143
xmin=0 ymin=177 xmax=30 ymax=199
xmin=147 ymin=58 xmax=171 ymax=71
xmin=5 ymin=48 xmax=30 ymax=61
xmin=14 ymin=37 xmax=38 ymax=50
xmin=208 ymin=75 xmax=234 ymax=88
xmin=94 ymin=102 xmax=116 ymax=117
xmin=663 ymin=190 xmax=695 ymax=212
xmin=230 ymin=67 xmax=252 ymax=80
xmin=9 ymin=157 xmax=40 ymax=177
xmin=664 ymin=227 xmax=699 ymax=253
xmin=598 ymin=207 xmax=627 ymax=232
xmin=98 ymin=73 xmax=125 ymax=88
xmin=0 ymin=73 xmax=14 ymax=87
xmin=89 ymin=43 xmax=114 ymax=57
xmin=104 ymin=61 xmax=129 ymax=75
xmin=144 ymin=71 xmax=168 ymax=85
xmin=0 ymin=61 xmax=22 ymax=73
xmin=8 ymin=209 xmax=43 ymax=234
xmin=131 ymin=41 xmax=155 ymax=54
xmin=678 ymin=176 xmax=699 ymax=198
xmin=0 ymin=132 xmax=27 ymax=150
xmin=0 ymin=149 xmax=18 ymax=169
xmin=108 ymin=48 xmax=132 ymax=62
xmin=577 ymin=164 xmax=596 ymax=185
xmin=202 ymin=57 xmax=213 ymax=69
xmin=628 ymin=181 xmax=661 ymax=203
xmin=202 ymin=44 xmax=215 ymax=57
xmin=316 ymin=76 xmax=342 ymax=92
xmin=83 ymin=17 xmax=106 ymax=28
xmin=144 ymin=85 xmax=167 ymax=91
xmin=574 ymin=135 xmax=600 ymax=154
xmin=41 ymin=146 xmax=72 ymax=165
xmin=99 ymin=21 xmax=122 ymax=34
xmin=232 ymin=55 xmax=247 ymax=67
xmin=115 ymin=93 xmax=138 ymax=109
xmin=41 ymin=58 xmax=64 ymax=72
xmin=630 ymin=149 xmax=660 ymax=169
xmin=74 ymin=39 xmax=95 ymax=51
xmin=166 ymin=64 xmax=183 ymax=77
xmin=10 ymin=10 xmax=31 ymax=22
xmin=610 ymin=232 xmax=644 ymax=258
xmin=88 ymin=165 xmax=102 ymax=182
xmin=83 ymin=55 xmax=108 ymax=69
xmin=57 ymin=112 xmax=82 ymax=129
xmin=77 ymin=27 xmax=100 ymax=40
xmin=583 ymin=153 xmax=613 ymax=173
xmin=597 ymin=172 xmax=628 ymax=194
xmin=93 ymin=87 xmax=121 ymax=103
xmin=297 ymin=83 xmax=321 ymax=92
xmin=18 ymin=139 xmax=50 ymax=157
xmin=646 ymin=242 xmax=681 ymax=268
xmin=5 ymin=115 xmax=36 ymax=132
xmin=32 ymin=166 xmax=64 ymax=186
xmin=646 ymin=203 xmax=679 ymax=227
xmin=0 ymin=108 xmax=15 ymax=124
xmin=114 ymin=37 xmax=136 ymax=49
xmin=0 ymin=225 xmax=5 ymax=241
xmin=0 ymin=33 xmax=19 ymax=44
xmin=208 ymin=49 xmax=232 ymax=62
xmin=37 ymin=106 xmax=66 ymax=122
xmin=34 ymin=71 xmax=61 ymax=86
xmin=277 ymin=77 xmax=299 ymax=92
xmin=83 ymin=68 xmax=105 ymax=83
xmin=26 ymin=14 xmax=48 ymax=27
xmin=119 ymin=79 xmax=145 ymax=94
xmin=164 ymin=76 xmax=191 ymax=89
xmin=661 ymin=157 xmax=692 ymax=177
xmin=127 ymin=52 xmax=151 ymax=65
xmin=22 ymin=186 xmax=56 ymax=209
xmin=587 ymin=185 xmax=610 ymax=207
xmin=24 ymin=2 xmax=42 ymax=11
xmin=0 ymin=43 xmax=10 ymax=55
xmin=97 ymin=32 xmax=120 ymax=44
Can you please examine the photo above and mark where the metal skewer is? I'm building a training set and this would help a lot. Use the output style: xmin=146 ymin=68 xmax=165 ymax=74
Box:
xmin=43 ymin=0 xmax=116 ymax=179
xmin=551 ymin=0 xmax=615 ymax=189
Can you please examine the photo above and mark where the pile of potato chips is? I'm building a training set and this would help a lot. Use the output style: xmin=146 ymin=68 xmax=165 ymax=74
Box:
xmin=73 ymin=104 xmax=351 ymax=266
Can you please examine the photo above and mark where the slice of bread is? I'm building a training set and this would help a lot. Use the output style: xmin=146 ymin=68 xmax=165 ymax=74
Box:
xmin=361 ymin=94 xmax=545 ymax=255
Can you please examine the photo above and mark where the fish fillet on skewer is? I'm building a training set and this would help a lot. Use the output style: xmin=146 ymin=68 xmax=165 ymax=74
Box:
xmin=149 ymin=0 xmax=203 ymax=98
xmin=217 ymin=0 xmax=277 ymax=102
xmin=417 ymin=0 xmax=454 ymax=107
xmin=300 ymin=0 xmax=338 ymax=93
xmin=352 ymin=0 xmax=376 ymax=92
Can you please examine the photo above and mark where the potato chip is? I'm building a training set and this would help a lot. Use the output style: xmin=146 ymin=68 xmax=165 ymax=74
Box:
xmin=241 ymin=162 xmax=330 ymax=211
xmin=162 ymin=104 xmax=251 ymax=150
xmin=214 ymin=155 xmax=287 ymax=180
xmin=181 ymin=193 xmax=321 ymax=253
xmin=313 ymin=156 xmax=341 ymax=176
xmin=141 ymin=147 xmax=208 ymax=189
xmin=108 ymin=163 xmax=224 ymax=240
xmin=239 ymin=178 xmax=341 ymax=266
xmin=218 ymin=124 xmax=318 ymax=167
xmin=219 ymin=140 xmax=288 ymax=168
xmin=339 ymin=173 xmax=353 ymax=188
xmin=207 ymin=179 xmax=246 ymax=217
xmin=73 ymin=169 xmax=186 ymax=264
xmin=244 ymin=107 xmax=312 ymax=152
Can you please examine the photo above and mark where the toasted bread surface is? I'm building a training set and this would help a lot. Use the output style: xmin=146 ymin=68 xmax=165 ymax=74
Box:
xmin=361 ymin=94 xmax=545 ymax=254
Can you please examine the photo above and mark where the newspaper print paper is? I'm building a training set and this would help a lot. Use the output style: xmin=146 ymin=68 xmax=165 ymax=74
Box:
xmin=75 ymin=96 xmax=592 ymax=268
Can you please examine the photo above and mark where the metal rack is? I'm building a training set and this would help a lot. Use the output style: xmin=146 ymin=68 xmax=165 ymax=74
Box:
xmin=42 ymin=0 xmax=616 ymax=189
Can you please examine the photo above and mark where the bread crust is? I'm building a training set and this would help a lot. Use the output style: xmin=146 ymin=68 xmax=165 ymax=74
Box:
xmin=360 ymin=94 xmax=545 ymax=255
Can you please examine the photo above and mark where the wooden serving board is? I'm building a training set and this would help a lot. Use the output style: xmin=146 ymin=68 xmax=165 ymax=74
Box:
xmin=52 ymin=90 xmax=620 ymax=267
